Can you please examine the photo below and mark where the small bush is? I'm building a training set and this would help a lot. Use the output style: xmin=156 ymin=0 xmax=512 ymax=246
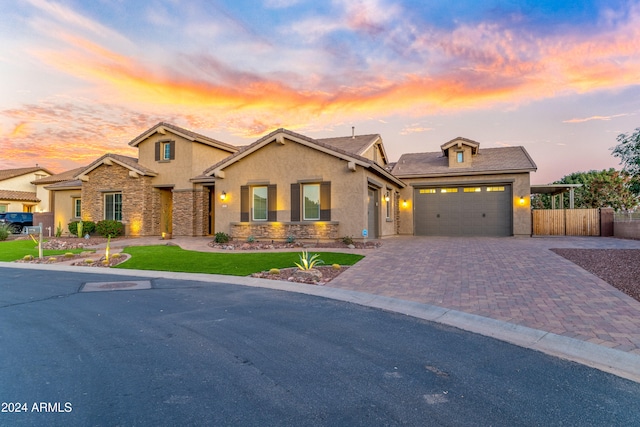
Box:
xmin=47 ymin=257 xmax=57 ymax=263
xmin=95 ymin=220 xmax=124 ymax=237
xmin=64 ymin=252 xmax=75 ymax=258
xmin=85 ymin=258 xmax=94 ymax=264
xmin=68 ymin=220 xmax=96 ymax=236
xmin=269 ymin=268 xmax=281 ymax=275
xmin=286 ymin=235 xmax=296 ymax=244
xmin=332 ymin=263 xmax=341 ymax=270
xmin=214 ymin=232 xmax=230 ymax=243
xmin=112 ymin=253 xmax=122 ymax=259
xmin=246 ymin=235 xmax=255 ymax=243
xmin=23 ymin=254 xmax=34 ymax=261
xmin=341 ymin=236 xmax=354 ymax=246
xmin=0 ymin=224 xmax=10 ymax=241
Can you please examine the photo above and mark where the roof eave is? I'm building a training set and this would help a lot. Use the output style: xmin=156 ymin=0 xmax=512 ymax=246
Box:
xmin=394 ymin=168 xmax=536 ymax=179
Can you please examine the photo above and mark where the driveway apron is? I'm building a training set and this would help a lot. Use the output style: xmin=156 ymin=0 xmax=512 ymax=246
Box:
xmin=329 ymin=236 xmax=640 ymax=355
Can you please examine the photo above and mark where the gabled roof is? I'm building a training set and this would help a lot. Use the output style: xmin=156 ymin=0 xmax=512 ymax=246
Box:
xmin=32 ymin=167 xmax=87 ymax=185
xmin=76 ymin=154 xmax=157 ymax=179
xmin=128 ymin=122 xmax=238 ymax=153
xmin=440 ymin=137 xmax=480 ymax=156
xmin=316 ymin=134 xmax=388 ymax=164
xmin=195 ymin=128 xmax=405 ymax=187
xmin=392 ymin=146 xmax=537 ymax=178
xmin=0 ymin=190 xmax=40 ymax=202
xmin=0 ymin=166 xmax=53 ymax=182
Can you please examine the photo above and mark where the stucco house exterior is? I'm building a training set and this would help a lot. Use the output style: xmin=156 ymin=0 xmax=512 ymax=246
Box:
xmin=393 ymin=137 xmax=537 ymax=237
xmin=194 ymin=128 xmax=405 ymax=240
xmin=36 ymin=123 xmax=537 ymax=239
xmin=0 ymin=166 xmax=52 ymax=213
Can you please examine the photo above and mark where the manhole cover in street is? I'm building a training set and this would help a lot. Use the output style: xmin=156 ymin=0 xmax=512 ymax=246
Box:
xmin=81 ymin=280 xmax=152 ymax=292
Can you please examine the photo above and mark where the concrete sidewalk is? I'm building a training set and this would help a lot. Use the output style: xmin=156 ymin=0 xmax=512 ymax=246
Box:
xmin=5 ymin=234 xmax=640 ymax=382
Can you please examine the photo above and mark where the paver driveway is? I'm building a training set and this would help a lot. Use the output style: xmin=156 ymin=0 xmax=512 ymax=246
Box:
xmin=329 ymin=236 xmax=640 ymax=354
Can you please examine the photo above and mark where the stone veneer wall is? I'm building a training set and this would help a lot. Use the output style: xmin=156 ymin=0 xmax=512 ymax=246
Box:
xmin=81 ymin=164 xmax=155 ymax=236
xmin=230 ymin=222 xmax=339 ymax=240
xmin=172 ymin=188 xmax=208 ymax=236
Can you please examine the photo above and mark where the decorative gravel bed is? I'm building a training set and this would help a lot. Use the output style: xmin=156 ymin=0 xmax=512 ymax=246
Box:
xmin=551 ymin=249 xmax=640 ymax=303
xmin=251 ymin=266 xmax=349 ymax=284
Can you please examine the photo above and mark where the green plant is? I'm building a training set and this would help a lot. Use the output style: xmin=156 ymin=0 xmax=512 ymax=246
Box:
xmin=294 ymin=250 xmax=324 ymax=271
xmin=0 ymin=223 xmax=10 ymax=241
xmin=286 ymin=235 xmax=296 ymax=244
xmin=55 ymin=222 xmax=63 ymax=238
xmin=214 ymin=232 xmax=230 ymax=243
xmin=23 ymin=254 xmax=34 ymax=261
xmin=77 ymin=220 xmax=84 ymax=238
xmin=332 ymin=263 xmax=341 ymax=270
xmin=269 ymin=268 xmax=280 ymax=275
xmin=341 ymin=236 xmax=354 ymax=246
xmin=69 ymin=220 xmax=95 ymax=236
xmin=64 ymin=252 xmax=75 ymax=258
xmin=246 ymin=235 xmax=255 ymax=243
xmin=95 ymin=220 xmax=124 ymax=237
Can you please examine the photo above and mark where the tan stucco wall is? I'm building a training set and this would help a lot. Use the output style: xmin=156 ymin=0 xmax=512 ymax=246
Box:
xmin=446 ymin=146 xmax=474 ymax=169
xmin=138 ymin=132 xmax=234 ymax=190
xmin=397 ymin=172 xmax=532 ymax=236
xmin=360 ymin=142 xmax=385 ymax=165
xmin=49 ymin=189 xmax=82 ymax=235
xmin=214 ymin=140 xmax=401 ymax=240
xmin=1 ymin=172 xmax=50 ymax=212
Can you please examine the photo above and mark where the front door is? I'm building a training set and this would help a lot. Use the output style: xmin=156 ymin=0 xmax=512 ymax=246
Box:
xmin=367 ymin=188 xmax=378 ymax=239
xmin=160 ymin=188 xmax=173 ymax=235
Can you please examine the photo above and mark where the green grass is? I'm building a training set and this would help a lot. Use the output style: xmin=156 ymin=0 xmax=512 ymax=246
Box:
xmin=116 ymin=245 xmax=364 ymax=276
xmin=0 ymin=239 xmax=89 ymax=261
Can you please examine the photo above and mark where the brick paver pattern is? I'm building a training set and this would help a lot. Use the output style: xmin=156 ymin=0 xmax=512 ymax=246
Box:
xmin=329 ymin=236 xmax=640 ymax=355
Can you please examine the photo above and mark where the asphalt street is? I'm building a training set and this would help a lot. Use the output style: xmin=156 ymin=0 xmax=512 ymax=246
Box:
xmin=1 ymin=267 xmax=640 ymax=426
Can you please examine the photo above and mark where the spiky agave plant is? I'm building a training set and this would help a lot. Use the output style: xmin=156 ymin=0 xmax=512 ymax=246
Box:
xmin=294 ymin=250 xmax=324 ymax=271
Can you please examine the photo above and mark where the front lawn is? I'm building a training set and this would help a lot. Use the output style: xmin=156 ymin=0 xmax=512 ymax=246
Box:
xmin=0 ymin=239 xmax=89 ymax=262
xmin=116 ymin=245 xmax=364 ymax=276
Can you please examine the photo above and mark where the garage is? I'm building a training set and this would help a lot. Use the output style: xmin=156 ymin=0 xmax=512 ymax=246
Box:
xmin=414 ymin=185 xmax=513 ymax=236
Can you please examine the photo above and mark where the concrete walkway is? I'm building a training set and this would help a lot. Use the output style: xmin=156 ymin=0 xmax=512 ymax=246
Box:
xmin=5 ymin=234 xmax=640 ymax=382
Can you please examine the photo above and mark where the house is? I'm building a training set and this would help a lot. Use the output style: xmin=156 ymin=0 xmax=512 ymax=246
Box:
xmin=71 ymin=122 xmax=238 ymax=236
xmin=392 ymin=137 xmax=537 ymax=236
xmin=0 ymin=166 xmax=53 ymax=213
xmin=37 ymin=123 xmax=538 ymax=239
xmin=193 ymin=128 xmax=405 ymax=240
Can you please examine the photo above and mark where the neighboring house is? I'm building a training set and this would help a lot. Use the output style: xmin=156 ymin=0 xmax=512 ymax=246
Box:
xmin=194 ymin=128 xmax=405 ymax=240
xmin=392 ymin=137 xmax=537 ymax=237
xmin=0 ymin=166 xmax=52 ymax=213
xmin=36 ymin=123 xmax=538 ymax=239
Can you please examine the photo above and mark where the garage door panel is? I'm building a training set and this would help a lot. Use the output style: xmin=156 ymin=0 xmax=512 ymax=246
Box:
xmin=414 ymin=185 xmax=512 ymax=236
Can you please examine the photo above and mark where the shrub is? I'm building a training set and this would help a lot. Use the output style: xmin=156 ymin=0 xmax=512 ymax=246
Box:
xmin=341 ymin=236 xmax=354 ymax=246
xmin=64 ymin=252 xmax=75 ymax=258
xmin=269 ymin=268 xmax=280 ymax=275
xmin=55 ymin=222 xmax=63 ymax=238
xmin=214 ymin=232 xmax=230 ymax=243
xmin=0 ymin=223 xmax=10 ymax=241
xmin=95 ymin=220 xmax=124 ymax=237
xmin=286 ymin=235 xmax=296 ymax=244
xmin=246 ymin=235 xmax=255 ymax=243
xmin=68 ymin=220 xmax=96 ymax=236
xmin=332 ymin=263 xmax=341 ymax=270
xmin=23 ymin=255 xmax=34 ymax=261
xmin=295 ymin=250 xmax=324 ymax=271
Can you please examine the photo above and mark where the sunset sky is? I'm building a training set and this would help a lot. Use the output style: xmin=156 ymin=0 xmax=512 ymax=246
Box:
xmin=1 ymin=0 xmax=639 ymax=184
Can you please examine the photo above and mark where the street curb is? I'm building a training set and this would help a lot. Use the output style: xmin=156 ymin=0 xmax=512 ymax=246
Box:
xmin=2 ymin=261 xmax=639 ymax=383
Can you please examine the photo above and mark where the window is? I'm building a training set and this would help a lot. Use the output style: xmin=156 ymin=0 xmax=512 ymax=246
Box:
xmin=104 ymin=193 xmax=122 ymax=221
xmin=456 ymin=151 xmax=464 ymax=163
xmin=463 ymin=187 xmax=481 ymax=193
xmin=0 ymin=204 xmax=6 ymax=213
xmin=241 ymin=185 xmax=276 ymax=222
xmin=252 ymin=186 xmax=268 ymax=221
xmin=419 ymin=189 xmax=436 ymax=194
xmin=487 ymin=186 xmax=505 ymax=192
xmin=155 ymin=141 xmax=175 ymax=161
xmin=303 ymin=184 xmax=320 ymax=220
xmin=440 ymin=188 xmax=458 ymax=193
xmin=73 ymin=198 xmax=81 ymax=218
xmin=291 ymin=181 xmax=331 ymax=221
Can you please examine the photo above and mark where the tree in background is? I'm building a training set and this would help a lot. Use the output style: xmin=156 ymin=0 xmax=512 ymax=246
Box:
xmin=531 ymin=169 xmax=637 ymax=211
xmin=612 ymin=127 xmax=640 ymax=197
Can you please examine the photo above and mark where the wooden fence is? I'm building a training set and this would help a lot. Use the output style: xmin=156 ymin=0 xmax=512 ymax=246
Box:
xmin=532 ymin=209 xmax=600 ymax=236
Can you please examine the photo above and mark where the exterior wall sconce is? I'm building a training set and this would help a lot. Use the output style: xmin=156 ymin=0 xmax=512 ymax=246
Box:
xmin=402 ymin=200 xmax=408 ymax=208
xmin=384 ymin=195 xmax=390 ymax=202
xmin=220 ymin=191 xmax=227 ymax=201
xmin=519 ymin=196 xmax=525 ymax=205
